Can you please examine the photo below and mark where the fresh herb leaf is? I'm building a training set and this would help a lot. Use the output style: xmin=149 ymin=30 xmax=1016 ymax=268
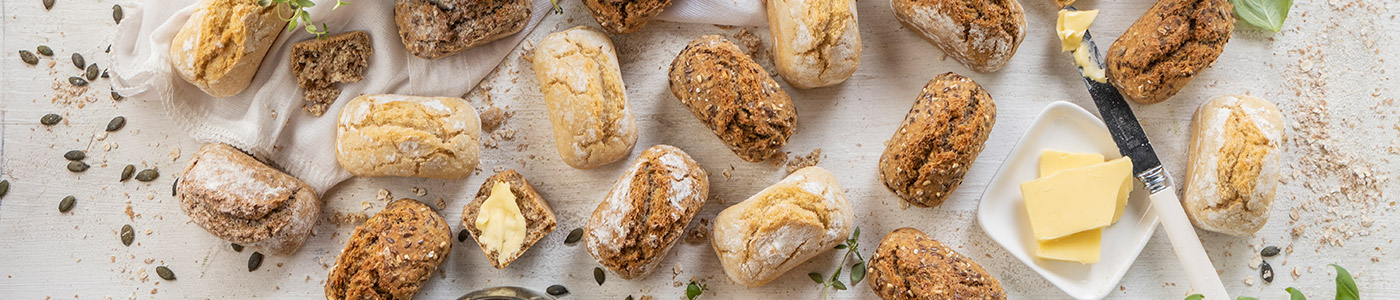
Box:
xmin=808 ymin=272 xmax=824 ymax=284
xmin=813 ymin=226 xmax=865 ymax=299
xmin=1286 ymin=287 xmax=1307 ymax=300
xmin=1331 ymin=264 xmax=1358 ymax=300
xmin=260 ymin=0 xmax=348 ymax=39
xmin=831 ymin=280 xmax=846 ymax=290
xmin=1183 ymin=294 xmax=1204 ymax=300
xmin=549 ymin=0 xmax=562 ymax=14
xmin=834 ymin=244 xmax=847 ymax=250
xmin=850 ymin=262 xmax=866 ymax=285
xmin=1237 ymin=297 xmax=1259 ymax=300
xmin=685 ymin=281 xmax=706 ymax=300
xmin=1230 ymin=0 xmax=1292 ymax=32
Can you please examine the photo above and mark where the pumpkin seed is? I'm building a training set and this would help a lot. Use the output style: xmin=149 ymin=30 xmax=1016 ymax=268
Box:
xmin=86 ymin=64 xmax=98 ymax=80
xmin=106 ymin=45 xmax=111 ymax=53
xmin=457 ymin=229 xmax=468 ymax=242
xmin=0 ymin=180 xmax=8 ymax=198
xmin=59 ymin=195 xmax=75 ymax=212
xmin=106 ymin=116 xmax=126 ymax=131
xmin=111 ymin=91 xmax=124 ymax=101
xmin=120 ymin=165 xmax=135 ymax=181
xmin=102 ymin=69 xmax=109 ymax=78
xmin=156 ymin=266 xmax=175 ymax=280
xmin=1260 ymin=260 xmax=1274 ymax=283
xmin=69 ymin=76 xmax=87 ymax=87
xmin=37 ymin=45 xmax=53 ymax=56
xmin=565 ymin=227 xmax=583 ymax=244
xmin=64 ymin=150 xmax=85 ymax=161
xmin=231 ymin=243 xmax=243 ymax=252
xmin=625 ymin=296 xmax=633 ymax=300
xmin=171 ymin=177 xmax=179 ymax=196
xmin=120 ymin=224 xmax=134 ymax=246
xmin=67 ymin=161 xmax=90 ymax=172
xmin=546 ymin=285 xmax=569 ymax=296
xmin=135 ymin=169 xmax=158 ymax=181
xmin=113 ymin=4 xmax=124 ymax=24
xmin=43 ymin=0 xmax=55 ymax=10
xmin=40 ymin=113 xmax=61 ymax=125
xmin=248 ymin=252 xmax=264 ymax=272
xmin=71 ymin=53 xmax=84 ymax=70
xmin=19 ymin=50 xmax=38 ymax=65
xmin=593 ymin=267 xmax=605 ymax=285
xmin=1261 ymin=245 xmax=1280 ymax=257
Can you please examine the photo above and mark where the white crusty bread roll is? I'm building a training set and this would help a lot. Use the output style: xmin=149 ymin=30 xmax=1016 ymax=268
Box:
xmin=585 ymin=145 xmax=709 ymax=280
xmin=532 ymin=26 xmax=639 ymax=169
xmin=1183 ymin=95 xmax=1285 ymax=236
xmin=711 ymin=166 xmax=853 ymax=286
xmin=891 ymin=0 xmax=1026 ymax=73
xmin=766 ymin=0 xmax=863 ymax=89
xmin=335 ymin=94 xmax=481 ymax=179
xmin=169 ymin=0 xmax=286 ymax=98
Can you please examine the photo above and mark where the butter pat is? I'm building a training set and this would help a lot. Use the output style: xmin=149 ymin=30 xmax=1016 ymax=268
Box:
xmin=1036 ymin=228 xmax=1102 ymax=264
xmin=1038 ymin=150 xmax=1131 ymax=223
xmin=1056 ymin=9 xmax=1099 ymax=52
xmin=475 ymin=182 xmax=527 ymax=265
xmin=1022 ymin=157 xmax=1133 ymax=241
xmin=1073 ymin=44 xmax=1108 ymax=83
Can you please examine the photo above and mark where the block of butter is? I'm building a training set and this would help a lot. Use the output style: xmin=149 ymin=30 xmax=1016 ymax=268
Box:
xmin=1022 ymin=156 xmax=1132 ymax=241
xmin=1039 ymin=150 xmax=1132 ymax=223
xmin=1033 ymin=150 xmax=1135 ymax=264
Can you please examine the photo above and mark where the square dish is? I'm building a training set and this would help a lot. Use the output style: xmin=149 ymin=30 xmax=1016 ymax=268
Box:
xmin=976 ymin=101 xmax=1160 ymax=300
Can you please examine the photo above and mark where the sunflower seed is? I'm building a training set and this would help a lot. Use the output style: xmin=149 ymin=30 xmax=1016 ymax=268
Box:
xmin=71 ymin=53 xmax=84 ymax=70
xmin=121 ymin=165 xmax=136 ymax=181
xmin=19 ymin=50 xmax=38 ymax=65
xmin=248 ymin=252 xmax=264 ymax=272
xmin=64 ymin=150 xmax=85 ymax=161
xmin=0 ymin=180 xmax=8 ymax=198
xmin=106 ymin=116 xmax=126 ymax=131
xmin=113 ymin=4 xmax=124 ymax=24
xmin=1260 ymin=260 xmax=1274 ymax=283
xmin=121 ymin=224 xmax=134 ymax=246
xmin=69 ymin=76 xmax=87 ymax=87
xmin=67 ymin=161 xmax=90 ymax=172
xmin=546 ymin=285 xmax=569 ymax=296
xmin=36 ymin=45 xmax=53 ymax=56
xmin=43 ymin=0 xmax=55 ymax=10
xmin=40 ymin=113 xmax=62 ymax=125
xmin=593 ymin=267 xmax=605 ymax=285
xmin=457 ymin=229 xmax=468 ymax=242
xmin=156 ymin=266 xmax=175 ymax=280
xmin=59 ymin=195 xmax=75 ymax=212
xmin=111 ymin=91 xmax=124 ymax=101
xmin=565 ymin=228 xmax=583 ymax=244
xmin=1261 ymin=245 xmax=1280 ymax=257
xmin=231 ymin=243 xmax=243 ymax=252
xmin=135 ymin=169 xmax=158 ymax=181
xmin=86 ymin=64 xmax=99 ymax=80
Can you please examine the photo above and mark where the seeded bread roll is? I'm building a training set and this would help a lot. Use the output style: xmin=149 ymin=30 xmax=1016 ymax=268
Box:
xmin=866 ymin=228 xmax=1006 ymax=299
xmin=462 ymin=170 xmax=558 ymax=269
xmin=891 ymin=0 xmax=1026 ymax=73
xmin=585 ymin=145 xmax=709 ymax=280
xmin=1183 ymin=95 xmax=1284 ymax=236
xmin=668 ymin=35 xmax=797 ymax=162
xmin=335 ymin=94 xmax=481 ymax=179
xmin=176 ymin=143 xmax=319 ymax=255
xmin=766 ymin=0 xmax=862 ymax=89
xmin=711 ymin=166 xmax=852 ymax=287
xmin=532 ymin=26 xmax=639 ymax=169
xmin=395 ymin=0 xmax=532 ymax=59
xmin=326 ymin=199 xmax=452 ymax=300
xmin=583 ymin=0 xmax=671 ymax=34
xmin=290 ymin=31 xmax=372 ymax=117
xmin=878 ymin=73 xmax=996 ymax=207
xmin=1106 ymin=0 xmax=1233 ymax=104
xmin=169 ymin=0 xmax=286 ymax=98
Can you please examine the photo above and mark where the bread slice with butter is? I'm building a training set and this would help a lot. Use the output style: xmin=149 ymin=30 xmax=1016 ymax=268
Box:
xmin=462 ymin=170 xmax=558 ymax=269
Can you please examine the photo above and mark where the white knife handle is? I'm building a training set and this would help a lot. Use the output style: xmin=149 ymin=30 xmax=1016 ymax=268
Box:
xmin=1149 ymin=188 xmax=1229 ymax=299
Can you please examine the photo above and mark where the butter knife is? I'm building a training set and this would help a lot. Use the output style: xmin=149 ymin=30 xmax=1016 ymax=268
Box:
xmin=1072 ymin=28 xmax=1230 ymax=299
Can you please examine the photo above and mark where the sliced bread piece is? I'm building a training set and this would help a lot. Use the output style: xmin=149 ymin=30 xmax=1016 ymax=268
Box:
xmin=290 ymin=31 xmax=372 ymax=116
xmin=462 ymin=170 xmax=557 ymax=269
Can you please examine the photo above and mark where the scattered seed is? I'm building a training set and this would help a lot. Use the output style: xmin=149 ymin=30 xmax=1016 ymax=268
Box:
xmin=64 ymin=150 xmax=85 ymax=161
xmin=72 ymin=53 xmax=85 ymax=70
xmin=155 ymin=266 xmax=175 ymax=280
xmin=593 ymin=267 xmax=605 ymax=285
xmin=69 ymin=76 xmax=88 ymax=87
xmin=457 ymin=229 xmax=468 ymax=242
xmin=1260 ymin=260 xmax=1274 ymax=283
xmin=111 ymin=91 xmax=124 ymax=101
xmin=43 ymin=0 xmax=55 ymax=10
xmin=120 ymin=224 xmax=134 ymax=246
xmin=37 ymin=45 xmax=53 ymax=56
xmin=625 ymin=296 xmax=634 ymax=300
xmin=135 ymin=169 xmax=159 ymax=181
xmin=546 ymin=285 xmax=569 ymax=296
xmin=113 ymin=4 xmax=124 ymax=24
xmin=1261 ymin=245 xmax=1280 ymax=257
xmin=68 ymin=161 xmax=90 ymax=172
xmin=107 ymin=116 xmax=126 ymax=131
xmin=120 ymin=165 xmax=136 ymax=181
xmin=0 ymin=180 xmax=8 ymax=198
xmin=106 ymin=45 xmax=111 ymax=53
xmin=565 ymin=228 xmax=584 ymax=244
xmin=231 ymin=243 xmax=243 ymax=252
xmin=20 ymin=50 xmax=38 ymax=65
xmin=171 ymin=177 xmax=179 ymax=196
xmin=41 ymin=113 xmax=62 ymax=125
xmin=59 ymin=195 xmax=75 ymax=212
xmin=102 ymin=69 xmax=109 ymax=78
xmin=86 ymin=64 xmax=99 ymax=80
xmin=248 ymin=252 xmax=264 ymax=272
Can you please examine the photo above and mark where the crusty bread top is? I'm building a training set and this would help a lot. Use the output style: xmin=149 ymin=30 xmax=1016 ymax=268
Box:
xmin=169 ymin=0 xmax=285 ymax=97
xmin=532 ymin=26 xmax=637 ymax=169
xmin=335 ymin=94 xmax=481 ymax=179
xmin=766 ymin=0 xmax=861 ymax=88
xmin=668 ymin=35 xmax=796 ymax=162
xmin=1106 ymin=0 xmax=1233 ymax=104
xmin=867 ymin=227 xmax=1005 ymax=300
xmin=395 ymin=0 xmax=532 ymax=59
xmin=879 ymin=73 xmax=996 ymax=208
xmin=326 ymin=198 xmax=452 ymax=300
xmin=891 ymin=0 xmax=1025 ymax=72
xmin=585 ymin=145 xmax=709 ymax=280
xmin=462 ymin=170 xmax=559 ymax=269
xmin=582 ymin=0 xmax=671 ymax=34
xmin=177 ymin=143 xmax=319 ymax=254
xmin=710 ymin=166 xmax=852 ymax=286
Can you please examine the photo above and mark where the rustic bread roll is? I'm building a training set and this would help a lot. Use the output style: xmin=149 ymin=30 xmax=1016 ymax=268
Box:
xmin=583 ymin=0 xmax=671 ymax=34
xmin=891 ymin=0 xmax=1026 ymax=73
xmin=1183 ymin=95 xmax=1284 ymax=236
xmin=766 ymin=0 xmax=862 ymax=89
xmin=395 ymin=0 xmax=532 ymax=59
xmin=335 ymin=94 xmax=481 ymax=179
xmin=176 ymin=143 xmax=319 ymax=255
xmin=326 ymin=198 xmax=452 ymax=300
xmin=532 ymin=26 xmax=639 ymax=169
xmin=879 ymin=73 xmax=996 ymax=207
xmin=585 ymin=145 xmax=709 ymax=280
xmin=462 ymin=170 xmax=558 ymax=269
xmin=867 ymin=227 xmax=1006 ymax=299
xmin=169 ymin=0 xmax=286 ymax=98
xmin=711 ymin=166 xmax=852 ymax=287
xmin=668 ymin=35 xmax=797 ymax=162
xmin=1107 ymin=0 xmax=1233 ymax=104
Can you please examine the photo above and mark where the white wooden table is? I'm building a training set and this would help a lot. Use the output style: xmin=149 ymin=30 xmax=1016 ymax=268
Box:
xmin=3 ymin=0 xmax=1397 ymax=299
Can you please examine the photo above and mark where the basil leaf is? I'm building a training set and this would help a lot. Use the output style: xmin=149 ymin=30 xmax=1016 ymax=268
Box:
xmin=1332 ymin=264 xmax=1359 ymax=300
xmin=1230 ymin=0 xmax=1292 ymax=32
xmin=1286 ymin=287 xmax=1307 ymax=300
xmin=1184 ymin=294 xmax=1204 ymax=300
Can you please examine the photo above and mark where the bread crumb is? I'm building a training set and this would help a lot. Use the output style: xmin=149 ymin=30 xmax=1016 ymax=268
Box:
xmin=767 ymin=151 xmax=788 ymax=166
xmin=376 ymin=189 xmax=392 ymax=202
xmin=433 ymin=197 xmax=446 ymax=211
xmin=480 ymin=107 xmax=507 ymax=132
xmin=684 ymin=218 xmax=709 ymax=244
xmin=785 ymin=148 xmax=822 ymax=174
xmin=330 ymin=211 xmax=369 ymax=226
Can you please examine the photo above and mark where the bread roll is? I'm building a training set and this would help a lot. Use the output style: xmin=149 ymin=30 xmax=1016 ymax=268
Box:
xmin=1183 ymin=95 xmax=1284 ymax=236
xmin=711 ymin=166 xmax=852 ymax=286
xmin=326 ymin=199 xmax=452 ymax=300
xmin=766 ymin=0 xmax=862 ymax=89
xmin=891 ymin=0 xmax=1026 ymax=73
xmin=585 ymin=145 xmax=709 ymax=280
xmin=532 ymin=26 xmax=639 ymax=169
xmin=1107 ymin=0 xmax=1233 ymax=104
xmin=668 ymin=35 xmax=797 ymax=162
xmin=395 ymin=0 xmax=532 ymax=59
xmin=169 ymin=0 xmax=286 ymax=98
xmin=583 ymin=0 xmax=671 ymax=34
xmin=866 ymin=228 xmax=1006 ymax=299
xmin=462 ymin=170 xmax=558 ymax=269
xmin=879 ymin=73 xmax=996 ymax=207
xmin=335 ymin=94 xmax=481 ymax=179
xmin=176 ymin=143 xmax=319 ymax=255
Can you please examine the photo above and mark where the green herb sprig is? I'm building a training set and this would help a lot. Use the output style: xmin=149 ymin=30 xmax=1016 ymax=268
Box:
xmin=808 ymin=227 xmax=866 ymax=299
xmin=258 ymin=0 xmax=350 ymax=39
xmin=549 ymin=0 xmax=562 ymax=14
xmin=1182 ymin=264 xmax=1358 ymax=300
xmin=685 ymin=281 xmax=707 ymax=300
xmin=1229 ymin=0 xmax=1292 ymax=32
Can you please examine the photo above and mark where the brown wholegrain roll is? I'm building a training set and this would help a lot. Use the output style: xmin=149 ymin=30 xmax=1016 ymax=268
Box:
xmin=326 ymin=198 xmax=452 ymax=300
xmin=462 ymin=170 xmax=558 ymax=269
xmin=176 ymin=143 xmax=319 ymax=255
xmin=585 ymin=145 xmax=709 ymax=280
xmin=1106 ymin=0 xmax=1233 ymax=104
xmin=582 ymin=0 xmax=671 ymax=34
xmin=289 ymin=31 xmax=372 ymax=117
xmin=668 ymin=35 xmax=797 ymax=162
xmin=878 ymin=72 xmax=996 ymax=208
xmin=395 ymin=0 xmax=532 ymax=59
xmin=866 ymin=228 xmax=1006 ymax=300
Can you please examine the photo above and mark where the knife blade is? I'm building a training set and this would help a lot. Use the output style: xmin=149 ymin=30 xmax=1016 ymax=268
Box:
xmin=1070 ymin=20 xmax=1231 ymax=299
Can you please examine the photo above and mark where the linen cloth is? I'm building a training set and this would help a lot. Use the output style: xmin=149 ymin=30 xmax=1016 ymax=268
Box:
xmin=111 ymin=0 xmax=764 ymax=193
